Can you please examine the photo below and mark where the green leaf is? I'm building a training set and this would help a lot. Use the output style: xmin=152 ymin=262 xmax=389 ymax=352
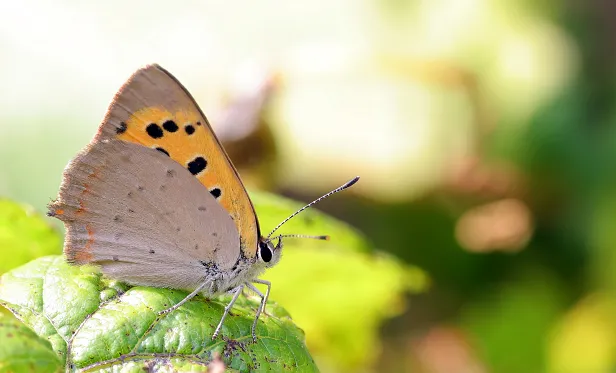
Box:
xmin=252 ymin=191 xmax=429 ymax=369
xmin=0 ymin=313 xmax=62 ymax=373
xmin=0 ymin=256 xmax=318 ymax=372
xmin=0 ymin=199 xmax=61 ymax=274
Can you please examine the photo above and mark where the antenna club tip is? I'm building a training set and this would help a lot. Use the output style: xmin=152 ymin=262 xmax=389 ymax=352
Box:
xmin=321 ymin=235 xmax=331 ymax=241
xmin=343 ymin=176 xmax=360 ymax=189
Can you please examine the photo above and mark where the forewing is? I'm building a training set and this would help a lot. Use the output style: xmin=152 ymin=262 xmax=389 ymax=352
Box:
xmin=96 ymin=64 xmax=259 ymax=258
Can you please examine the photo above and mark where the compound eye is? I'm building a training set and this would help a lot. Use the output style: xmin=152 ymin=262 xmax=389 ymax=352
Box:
xmin=259 ymin=241 xmax=273 ymax=263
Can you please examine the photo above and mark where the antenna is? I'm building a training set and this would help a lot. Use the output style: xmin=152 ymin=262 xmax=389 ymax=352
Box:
xmin=266 ymin=176 xmax=360 ymax=239
xmin=270 ymin=234 xmax=330 ymax=241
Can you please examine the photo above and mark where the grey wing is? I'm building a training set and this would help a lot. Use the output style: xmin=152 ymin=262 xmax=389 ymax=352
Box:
xmin=48 ymin=139 xmax=240 ymax=290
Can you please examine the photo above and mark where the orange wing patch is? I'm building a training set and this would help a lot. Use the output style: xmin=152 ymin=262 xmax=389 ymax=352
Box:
xmin=115 ymin=105 xmax=257 ymax=256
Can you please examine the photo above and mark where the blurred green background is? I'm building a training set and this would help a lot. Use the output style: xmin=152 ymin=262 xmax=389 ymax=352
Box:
xmin=1 ymin=0 xmax=615 ymax=372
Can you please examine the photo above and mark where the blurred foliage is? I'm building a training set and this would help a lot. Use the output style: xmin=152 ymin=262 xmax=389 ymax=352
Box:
xmin=548 ymin=292 xmax=616 ymax=373
xmin=0 ymin=199 xmax=61 ymax=274
xmin=459 ymin=267 xmax=567 ymax=373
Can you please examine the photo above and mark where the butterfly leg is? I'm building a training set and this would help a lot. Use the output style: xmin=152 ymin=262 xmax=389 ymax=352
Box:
xmin=246 ymin=279 xmax=271 ymax=342
xmin=158 ymin=280 xmax=210 ymax=317
xmin=212 ymin=285 xmax=244 ymax=340
xmin=240 ymin=287 xmax=260 ymax=313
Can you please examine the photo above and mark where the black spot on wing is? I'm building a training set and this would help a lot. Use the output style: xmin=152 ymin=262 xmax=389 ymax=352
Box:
xmin=156 ymin=147 xmax=170 ymax=156
xmin=162 ymin=120 xmax=178 ymax=132
xmin=210 ymin=188 xmax=221 ymax=199
xmin=187 ymin=157 xmax=207 ymax=175
xmin=116 ymin=122 xmax=127 ymax=134
xmin=185 ymin=124 xmax=195 ymax=135
xmin=146 ymin=123 xmax=164 ymax=139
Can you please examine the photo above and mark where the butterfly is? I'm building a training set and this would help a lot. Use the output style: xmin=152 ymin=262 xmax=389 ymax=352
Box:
xmin=47 ymin=64 xmax=358 ymax=341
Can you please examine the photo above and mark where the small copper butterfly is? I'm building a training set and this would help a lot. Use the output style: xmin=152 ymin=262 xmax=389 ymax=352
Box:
xmin=47 ymin=64 xmax=359 ymax=341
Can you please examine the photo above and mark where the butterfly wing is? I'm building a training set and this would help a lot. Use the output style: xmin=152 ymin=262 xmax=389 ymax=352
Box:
xmin=48 ymin=64 xmax=263 ymax=290
xmin=99 ymin=64 xmax=259 ymax=257
xmin=49 ymin=139 xmax=240 ymax=289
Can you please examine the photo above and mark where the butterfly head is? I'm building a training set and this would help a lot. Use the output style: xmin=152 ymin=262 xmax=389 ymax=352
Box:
xmin=257 ymin=237 xmax=283 ymax=268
